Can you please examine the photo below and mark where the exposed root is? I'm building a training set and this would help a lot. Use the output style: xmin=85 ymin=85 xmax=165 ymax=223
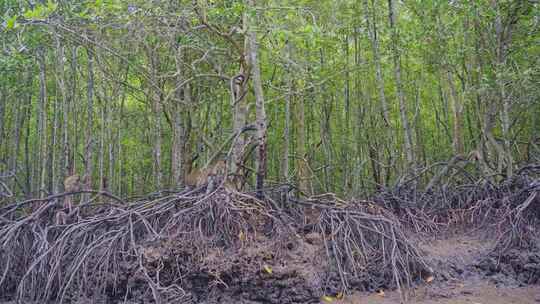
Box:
xmin=2 ymin=169 xmax=539 ymax=303
xmin=315 ymin=201 xmax=430 ymax=299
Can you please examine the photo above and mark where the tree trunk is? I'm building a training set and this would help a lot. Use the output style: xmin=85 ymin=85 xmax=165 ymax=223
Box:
xmin=9 ymin=79 xmax=25 ymax=192
xmin=493 ymin=0 xmax=514 ymax=177
xmin=85 ymin=48 xmax=95 ymax=191
xmin=282 ymin=41 xmax=292 ymax=183
xmin=296 ymin=93 xmax=311 ymax=196
xmin=37 ymin=48 xmax=48 ymax=198
xmin=365 ymin=0 xmax=390 ymax=126
xmin=230 ymin=12 xmax=250 ymax=188
xmin=69 ymin=46 xmax=78 ymax=174
xmin=388 ymin=0 xmax=415 ymax=168
xmin=247 ymin=0 xmax=268 ymax=197
xmin=171 ymin=84 xmax=189 ymax=186
xmin=55 ymin=36 xmax=71 ymax=188
xmin=0 ymin=87 xmax=5 ymax=151
xmin=148 ymin=52 xmax=163 ymax=189
xmin=446 ymin=70 xmax=464 ymax=155
xmin=171 ymin=45 xmax=188 ymax=186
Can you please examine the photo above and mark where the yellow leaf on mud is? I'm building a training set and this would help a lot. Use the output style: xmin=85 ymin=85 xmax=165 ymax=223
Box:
xmin=377 ymin=289 xmax=385 ymax=297
xmin=263 ymin=264 xmax=272 ymax=274
xmin=321 ymin=295 xmax=335 ymax=302
xmin=238 ymin=230 xmax=245 ymax=241
xmin=426 ymin=275 xmax=434 ymax=283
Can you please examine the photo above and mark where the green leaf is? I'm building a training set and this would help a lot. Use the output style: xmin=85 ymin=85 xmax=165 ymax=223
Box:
xmin=47 ymin=0 xmax=58 ymax=12
xmin=6 ymin=16 xmax=16 ymax=30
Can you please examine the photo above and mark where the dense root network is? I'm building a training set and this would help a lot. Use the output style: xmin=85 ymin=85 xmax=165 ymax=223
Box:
xmin=0 ymin=168 xmax=539 ymax=303
xmin=0 ymin=185 xmax=430 ymax=303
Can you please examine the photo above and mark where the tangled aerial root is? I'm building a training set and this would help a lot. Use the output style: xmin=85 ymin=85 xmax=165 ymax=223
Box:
xmin=1 ymin=167 xmax=539 ymax=303
xmin=316 ymin=202 xmax=429 ymax=295
xmin=0 ymin=185 xmax=429 ymax=303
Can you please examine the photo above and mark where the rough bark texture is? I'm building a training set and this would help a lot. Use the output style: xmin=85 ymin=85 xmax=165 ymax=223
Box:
xmin=247 ymin=0 xmax=268 ymax=197
xmin=37 ymin=48 xmax=48 ymax=198
xmin=230 ymin=11 xmax=250 ymax=189
xmin=388 ymin=0 xmax=415 ymax=168
xmin=85 ymin=48 xmax=95 ymax=192
xmin=446 ymin=70 xmax=464 ymax=156
xmin=365 ymin=0 xmax=390 ymax=126
xmin=296 ymin=94 xmax=311 ymax=196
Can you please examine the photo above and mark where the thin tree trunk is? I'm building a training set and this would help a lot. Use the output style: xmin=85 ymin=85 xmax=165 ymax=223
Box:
xmin=9 ymin=82 xmax=25 ymax=192
xmin=365 ymin=0 xmax=390 ymax=126
xmin=151 ymin=87 xmax=163 ymax=189
xmin=99 ymin=97 xmax=106 ymax=190
xmin=22 ymin=69 xmax=33 ymax=196
xmin=116 ymin=91 xmax=126 ymax=195
xmin=171 ymin=46 xmax=188 ymax=186
xmin=296 ymin=93 xmax=311 ymax=196
xmin=37 ymin=48 xmax=48 ymax=198
xmin=147 ymin=48 xmax=163 ymax=189
xmin=171 ymin=85 xmax=189 ymax=186
xmin=282 ymin=41 xmax=292 ymax=183
xmin=70 ymin=46 xmax=78 ymax=174
xmin=50 ymin=78 xmax=59 ymax=193
xmin=247 ymin=0 xmax=268 ymax=197
xmin=230 ymin=12 xmax=250 ymax=187
xmin=388 ymin=0 xmax=415 ymax=168
xmin=446 ymin=70 xmax=464 ymax=155
xmin=0 ymin=87 xmax=5 ymax=150
xmin=494 ymin=0 xmax=514 ymax=176
xmin=55 ymin=36 xmax=70 ymax=188
xmin=85 ymin=48 xmax=95 ymax=191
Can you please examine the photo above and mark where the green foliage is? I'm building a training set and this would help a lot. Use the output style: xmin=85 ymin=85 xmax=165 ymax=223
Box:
xmin=0 ymin=0 xmax=538 ymax=198
xmin=22 ymin=0 xmax=57 ymax=19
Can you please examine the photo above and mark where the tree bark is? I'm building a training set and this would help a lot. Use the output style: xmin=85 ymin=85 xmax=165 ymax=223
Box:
xmin=55 ymin=36 xmax=70 ymax=188
xmin=446 ymin=70 xmax=464 ymax=155
xmin=0 ymin=87 xmax=5 ymax=150
xmin=247 ymin=0 xmax=268 ymax=197
xmin=296 ymin=93 xmax=311 ymax=196
xmin=365 ymin=0 xmax=390 ymax=126
xmin=85 ymin=48 xmax=95 ymax=191
xmin=230 ymin=12 xmax=250 ymax=188
xmin=282 ymin=41 xmax=292 ymax=183
xmin=388 ymin=0 xmax=415 ymax=168
xmin=37 ymin=48 xmax=48 ymax=198
xmin=148 ymin=51 xmax=163 ymax=189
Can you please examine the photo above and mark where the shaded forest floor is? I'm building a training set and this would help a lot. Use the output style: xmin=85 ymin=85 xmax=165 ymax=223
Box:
xmin=339 ymin=233 xmax=540 ymax=304
xmin=1 ymin=170 xmax=539 ymax=303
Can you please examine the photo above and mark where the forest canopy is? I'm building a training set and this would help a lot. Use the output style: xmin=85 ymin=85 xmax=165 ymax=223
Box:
xmin=1 ymin=0 xmax=539 ymax=198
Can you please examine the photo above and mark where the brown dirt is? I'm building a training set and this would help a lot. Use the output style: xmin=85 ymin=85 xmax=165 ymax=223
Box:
xmin=324 ymin=232 xmax=540 ymax=304
xmin=335 ymin=282 xmax=540 ymax=304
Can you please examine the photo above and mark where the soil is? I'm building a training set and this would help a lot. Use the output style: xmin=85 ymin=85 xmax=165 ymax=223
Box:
xmin=4 ymin=231 xmax=536 ymax=304
xmin=339 ymin=282 xmax=540 ymax=304
xmin=187 ymin=230 xmax=540 ymax=304
xmin=333 ymin=232 xmax=540 ymax=303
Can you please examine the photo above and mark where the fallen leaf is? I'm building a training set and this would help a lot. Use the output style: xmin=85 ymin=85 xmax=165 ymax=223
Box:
xmin=238 ymin=230 xmax=245 ymax=241
xmin=336 ymin=292 xmax=344 ymax=299
xmin=377 ymin=289 xmax=385 ymax=297
xmin=426 ymin=275 xmax=434 ymax=283
xmin=321 ymin=295 xmax=335 ymax=302
xmin=263 ymin=264 xmax=272 ymax=274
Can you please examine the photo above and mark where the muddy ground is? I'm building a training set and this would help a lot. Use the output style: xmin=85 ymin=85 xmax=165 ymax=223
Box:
xmin=337 ymin=233 xmax=540 ymax=304
xmin=2 ymin=231 xmax=537 ymax=304
xmin=142 ymin=230 xmax=539 ymax=303
xmin=1 ymin=181 xmax=539 ymax=303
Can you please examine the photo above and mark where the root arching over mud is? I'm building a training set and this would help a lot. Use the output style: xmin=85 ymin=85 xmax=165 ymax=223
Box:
xmin=1 ymin=169 xmax=539 ymax=303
